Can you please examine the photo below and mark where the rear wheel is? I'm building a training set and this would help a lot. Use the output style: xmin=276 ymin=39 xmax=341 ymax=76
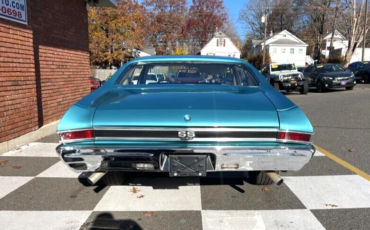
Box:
xmin=345 ymin=86 xmax=354 ymax=90
xmin=272 ymin=81 xmax=280 ymax=91
xmin=299 ymin=82 xmax=309 ymax=94
xmin=316 ymin=81 xmax=325 ymax=92
xmin=248 ymin=171 xmax=276 ymax=185
xmin=102 ymin=171 xmax=126 ymax=186
xmin=364 ymin=74 xmax=370 ymax=83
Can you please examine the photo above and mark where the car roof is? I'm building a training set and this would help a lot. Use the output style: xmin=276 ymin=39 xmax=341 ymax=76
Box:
xmin=128 ymin=55 xmax=244 ymax=64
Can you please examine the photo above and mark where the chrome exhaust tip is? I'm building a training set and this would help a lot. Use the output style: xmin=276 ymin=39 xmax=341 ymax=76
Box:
xmin=87 ymin=172 xmax=106 ymax=185
xmin=266 ymin=172 xmax=284 ymax=186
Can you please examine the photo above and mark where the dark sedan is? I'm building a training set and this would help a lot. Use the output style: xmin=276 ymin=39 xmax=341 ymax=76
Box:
xmin=302 ymin=64 xmax=356 ymax=91
xmin=347 ymin=61 xmax=370 ymax=83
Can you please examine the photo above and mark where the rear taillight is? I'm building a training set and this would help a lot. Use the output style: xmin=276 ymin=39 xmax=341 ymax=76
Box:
xmin=278 ymin=131 xmax=311 ymax=142
xmin=60 ymin=130 xmax=93 ymax=140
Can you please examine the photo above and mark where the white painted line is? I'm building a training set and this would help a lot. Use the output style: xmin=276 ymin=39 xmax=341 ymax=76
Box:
xmin=0 ymin=176 xmax=33 ymax=199
xmin=36 ymin=161 xmax=86 ymax=178
xmin=94 ymin=178 xmax=201 ymax=211
xmin=313 ymin=150 xmax=325 ymax=157
xmin=284 ymin=175 xmax=370 ymax=209
xmin=201 ymin=210 xmax=325 ymax=230
xmin=0 ymin=211 xmax=91 ymax=230
xmin=3 ymin=143 xmax=59 ymax=157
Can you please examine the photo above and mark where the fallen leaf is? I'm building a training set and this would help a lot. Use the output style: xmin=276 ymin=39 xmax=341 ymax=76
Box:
xmin=137 ymin=195 xmax=145 ymax=198
xmin=262 ymin=187 xmax=270 ymax=192
xmin=12 ymin=166 xmax=22 ymax=169
xmin=0 ymin=160 xmax=8 ymax=166
xmin=16 ymin=147 xmax=21 ymax=150
xmin=325 ymin=204 xmax=338 ymax=207
xmin=143 ymin=212 xmax=154 ymax=217
xmin=219 ymin=220 xmax=224 ymax=223
xmin=130 ymin=187 xmax=140 ymax=194
xmin=348 ymin=149 xmax=355 ymax=152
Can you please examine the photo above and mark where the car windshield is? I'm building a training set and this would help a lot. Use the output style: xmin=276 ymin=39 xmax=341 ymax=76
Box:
xmin=119 ymin=62 xmax=259 ymax=86
xmin=317 ymin=64 xmax=345 ymax=73
xmin=271 ymin=64 xmax=296 ymax=71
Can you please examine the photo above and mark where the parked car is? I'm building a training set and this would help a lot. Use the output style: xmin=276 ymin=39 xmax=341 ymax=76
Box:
xmin=347 ymin=61 xmax=370 ymax=83
xmin=261 ymin=63 xmax=308 ymax=94
xmin=131 ymin=73 xmax=159 ymax=84
xmin=56 ymin=56 xmax=315 ymax=186
xmin=89 ymin=77 xmax=101 ymax=92
xmin=302 ymin=64 xmax=356 ymax=91
xmin=174 ymin=69 xmax=206 ymax=83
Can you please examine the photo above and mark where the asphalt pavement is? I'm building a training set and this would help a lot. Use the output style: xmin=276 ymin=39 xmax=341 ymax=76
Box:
xmin=0 ymin=83 xmax=370 ymax=230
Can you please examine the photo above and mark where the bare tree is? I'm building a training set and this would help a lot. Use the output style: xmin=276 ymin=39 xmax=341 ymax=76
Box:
xmin=339 ymin=0 xmax=370 ymax=66
xmin=304 ymin=0 xmax=333 ymax=62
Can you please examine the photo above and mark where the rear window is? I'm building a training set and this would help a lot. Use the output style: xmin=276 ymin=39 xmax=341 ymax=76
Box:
xmin=117 ymin=62 xmax=259 ymax=86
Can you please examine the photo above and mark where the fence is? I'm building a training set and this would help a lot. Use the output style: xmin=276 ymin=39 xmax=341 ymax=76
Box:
xmin=90 ymin=69 xmax=117 ymax=81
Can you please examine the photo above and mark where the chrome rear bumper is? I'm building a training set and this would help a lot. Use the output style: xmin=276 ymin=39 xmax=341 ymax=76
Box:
xmin=56 ymin=144 xmax=315 ymax=173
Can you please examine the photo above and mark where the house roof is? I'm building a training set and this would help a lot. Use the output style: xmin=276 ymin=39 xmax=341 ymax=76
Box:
xmin=88 ymin=0 xmax=117 ymax=7
xmin=252 ymin=40 xmax=263 ymax=46
xmin=324 ymin=30 xmax=347 ymax=40
xmin=213 ymin=31 xmax=228 ymax=38
xmin=256 ymin=30 xmax=308 ymax=47
xmin=269 ymin=39 xmax=302 ymax=45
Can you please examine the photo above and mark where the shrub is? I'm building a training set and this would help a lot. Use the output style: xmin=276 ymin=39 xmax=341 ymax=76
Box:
xmin=328 ymin=55 xmax=346 ymax=66
xmin=246 ymin=53 xmax=271 ymax=70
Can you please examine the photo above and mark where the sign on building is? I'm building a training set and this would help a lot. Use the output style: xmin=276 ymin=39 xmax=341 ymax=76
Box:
xmin=0 ymin=0 xmax=27 ymax=24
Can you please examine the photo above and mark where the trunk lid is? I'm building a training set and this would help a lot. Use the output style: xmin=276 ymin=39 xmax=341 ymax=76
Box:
xmin=93 ymin=86 xmax=279 ymax=128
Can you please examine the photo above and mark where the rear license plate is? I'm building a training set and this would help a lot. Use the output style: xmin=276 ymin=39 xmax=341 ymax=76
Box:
xmin=290 ymin=80 xmax=297 ymax=84
xmin=169 ymin=155 xmax=207 ymax=177
xmin=340 ymin=81 xmax=347 ymax=86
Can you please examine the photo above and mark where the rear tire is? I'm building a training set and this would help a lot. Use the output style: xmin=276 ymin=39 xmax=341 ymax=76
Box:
xmin=345 ymin=86 xmax=354 ymax=90
xmin=102 ymin=171 xmax=126 ymax=186
xmin=273 ymin=82 xmax=280 ymax=91
xmin=316 ymin=81 xmax=325 ymax=92
xmin=364 ymin=74 xmax=370 ymax=83
xmin=299 ymin=82 xmax=309 ymax=94
xmin=248 ymin=171 xmax=276 ymax=185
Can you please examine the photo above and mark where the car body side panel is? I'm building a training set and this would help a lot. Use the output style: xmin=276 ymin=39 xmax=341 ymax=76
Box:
xmin=278 ymin=106 xmax=313 ymax=133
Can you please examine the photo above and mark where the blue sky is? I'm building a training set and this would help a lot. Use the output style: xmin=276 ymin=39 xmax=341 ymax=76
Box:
xmin=224 ymin=0 xmax=248 ymax=39
xmin=137 ymin=0 xmax=248 ymax=39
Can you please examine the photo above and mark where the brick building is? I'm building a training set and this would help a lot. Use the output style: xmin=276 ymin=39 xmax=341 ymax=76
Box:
xmin=0 ymin=0 xmax=117 ymax=153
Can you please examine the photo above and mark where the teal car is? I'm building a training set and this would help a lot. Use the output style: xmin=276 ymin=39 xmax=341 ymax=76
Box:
xmin=56 ymin=56 xmax=315 ymax=186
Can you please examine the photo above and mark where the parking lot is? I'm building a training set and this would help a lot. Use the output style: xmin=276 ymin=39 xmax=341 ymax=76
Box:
xmin=0 ymin=84 xmax=370 ymax=230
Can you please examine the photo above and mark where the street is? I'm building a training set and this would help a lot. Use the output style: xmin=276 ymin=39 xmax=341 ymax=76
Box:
xmin=0 ymin=84 xmax=370 ymax=230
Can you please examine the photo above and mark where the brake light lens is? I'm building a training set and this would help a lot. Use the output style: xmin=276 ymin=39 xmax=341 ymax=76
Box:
xmin=278 ymin=131 xmax=311 ymax=142
xmin=60 ymin=130 xmax=93 ymax=140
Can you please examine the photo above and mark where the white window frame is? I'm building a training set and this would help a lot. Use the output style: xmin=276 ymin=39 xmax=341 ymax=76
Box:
xmin=299 ymin=48 xmax=303 ymax=54
xmin=281 ymin=48 xmax=286 ymax=54
xmin=290 ymin=48 xmax=294 ymax=54
xmin=272 ymin=48 xmax=277 ymax=54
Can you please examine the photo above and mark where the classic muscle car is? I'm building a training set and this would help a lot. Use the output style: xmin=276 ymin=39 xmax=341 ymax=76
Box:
xmin=56 ymin=56 xmax=315 ymax=186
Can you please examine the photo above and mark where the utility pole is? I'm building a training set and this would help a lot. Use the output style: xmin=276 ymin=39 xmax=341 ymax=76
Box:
xmin=362 ymin=0 xmax=368 ymax=61
xmin=262 ymin=11 xmax=268 ymax=65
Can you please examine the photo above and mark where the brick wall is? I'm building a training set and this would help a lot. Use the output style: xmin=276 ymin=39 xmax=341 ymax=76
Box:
xmin=0 ymin=0 xmax=91 ymax=143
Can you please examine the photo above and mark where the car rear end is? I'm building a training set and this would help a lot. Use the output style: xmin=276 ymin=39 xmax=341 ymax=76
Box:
xmin=56 ymin=57 xmax=315 ymax=184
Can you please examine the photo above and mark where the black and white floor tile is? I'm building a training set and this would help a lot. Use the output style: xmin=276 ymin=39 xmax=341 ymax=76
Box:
xmin=1 ymin=141 xmax=370 ymax=230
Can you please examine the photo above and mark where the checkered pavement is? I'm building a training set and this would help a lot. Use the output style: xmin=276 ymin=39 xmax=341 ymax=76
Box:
xmin=1 ymin=142 xmax=370 ymax=230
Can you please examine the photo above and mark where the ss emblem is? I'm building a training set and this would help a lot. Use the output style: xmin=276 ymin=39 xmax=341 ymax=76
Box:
xmin=178 ymin=131 xmax=195 ymax=140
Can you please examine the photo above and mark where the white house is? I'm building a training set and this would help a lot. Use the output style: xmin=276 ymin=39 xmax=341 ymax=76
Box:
xmin=250 ymin=30 xmax=311 ymax=67
xmin=322 ymin=30 xmax=349 ymax=57
xmin=200 ymin=31 xmax=241 ymax=58
xmin=323 ymin=30 xmax=370 ymax=62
